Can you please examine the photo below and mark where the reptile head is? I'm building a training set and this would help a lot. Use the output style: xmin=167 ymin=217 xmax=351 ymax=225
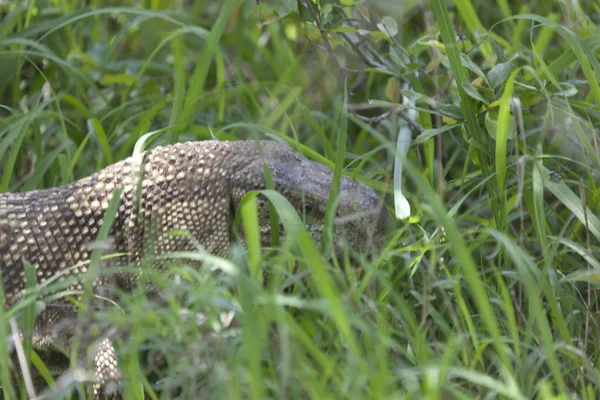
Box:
xmin=230 ymin=141 xmax=389 ymax=255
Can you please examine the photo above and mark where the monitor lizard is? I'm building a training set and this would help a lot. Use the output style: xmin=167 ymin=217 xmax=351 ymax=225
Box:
xmin=0 ymin=139 xmax=389 ymax=398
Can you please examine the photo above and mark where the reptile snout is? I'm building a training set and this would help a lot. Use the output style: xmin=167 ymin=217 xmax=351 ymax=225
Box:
xmin=240 ymin=140 xmax=390 ymax=253
xmin=334 ymin=177 xmax=390 ymax=253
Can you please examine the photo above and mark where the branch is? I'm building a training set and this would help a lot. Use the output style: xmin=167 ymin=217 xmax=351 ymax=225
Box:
xmin=303 ymin=0 xmax=348 ymax=81
xmin=349 ymin=103 xmax=425 ymax=133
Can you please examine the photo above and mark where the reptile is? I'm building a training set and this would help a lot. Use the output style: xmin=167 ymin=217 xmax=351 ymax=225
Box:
xmin=0 ymin=139 xmax=389 ymax=398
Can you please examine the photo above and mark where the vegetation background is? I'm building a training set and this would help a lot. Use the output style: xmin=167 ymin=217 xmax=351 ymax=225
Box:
xmin=1 ymin=0 xmax=600 ymax=398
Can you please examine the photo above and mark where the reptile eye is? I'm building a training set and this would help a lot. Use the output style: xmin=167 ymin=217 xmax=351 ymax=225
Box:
xmin=303 ymin=203 xmax=313 ymax=213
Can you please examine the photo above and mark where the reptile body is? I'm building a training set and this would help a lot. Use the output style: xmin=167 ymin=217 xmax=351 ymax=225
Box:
xmin=0 ymin=140 xmax=388 ymax=397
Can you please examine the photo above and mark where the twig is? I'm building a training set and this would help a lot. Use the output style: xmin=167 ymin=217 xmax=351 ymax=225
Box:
xmin=350 ymin=104 xmax=425 ymax=132
xmin=302 ymin=0 xmax=425 ymax=132
xmin=339 ymin=32 xmax=388 ymax=70
xmin=347 ymin=102 xmax=388 ymax=111
xmin=343 ymin=9 xmax=447 ymax=101
xmin=303 ymin=0 xmax=349 ymax=84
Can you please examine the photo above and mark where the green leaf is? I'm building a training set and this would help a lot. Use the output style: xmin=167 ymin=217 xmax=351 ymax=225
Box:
xmin=101 ymin=73 xmax=138 ymax=86
xmin=0 ymin=98 xmax=41 ymax=192
xmin=488 ymin=60 xmax=513 ymax=88
xmin=401 ymin=151 xmax=517 ymax=389
xmin=461 ymin=80 xmax=489 ymax=104
xmin=414 ymin=124 xmax=458 ymax=143
xmin=377 ymin=16 xmax=398 ymax=38
xmin=178 ymin=0 xmax=238 ymax=130
xmin=459 ymin=53 xmax=488 ymax=83
xmin=484 ymin=111 xmax=514 ymax=141
xmin=240 ymin=195 xmax=262 ymax=281
xmin=322 ymin=84 xmax=348 ymax=252
xmin=505 ymin=14 xmax=600 ymax=105
xmin=495 ymin=68 xmax=520 ymax=228
xmin=21 ymin=143 xmax=67 ymax=191
xmin=270 ymin=0 xmax=298 ymax=16
xmin=551 ymin=82 xmax=578 ymax=97
xmin=543 ymin=165 xmax=600 ymax=242
xmin=87 ymin=118 xmax=113 ymax=165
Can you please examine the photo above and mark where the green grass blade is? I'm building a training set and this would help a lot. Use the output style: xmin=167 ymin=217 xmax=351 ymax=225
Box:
xmin=88 ymin=118 xmax=113 ymax=165
xmin=0 ymin=99 xmax=42 ymax=192
xmin=489 ymin=230 xmax=569 ymax=395
xmin=495 ymin=68 xmax=520 ymax=230
xmin=322 ymin=85 xmax=348 ymax=252
xmin=505 ymin=14 xmax=600 ymax=105
xmin=240 ymin=195 xmax=262 ymax=281
xmin=21 ymin=143 xmax=67 ymax=191
xmin=431 ymin=0 xmax=497 ymax=222
xmin=452 ymin=0 xmax=492 ymax=57
xmin=543 ymin=32 xmax=600 ymax=81
xmin=179 ymin=0 xmax=238 ymax=129
xmin=401 ymin=157 xmax=516 ymax=386
xmin=168 ymin=34 xmax=185 ymax=142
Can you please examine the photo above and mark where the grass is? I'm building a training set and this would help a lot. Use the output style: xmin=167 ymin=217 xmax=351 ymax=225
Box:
xmin=1 ymin=0 xmax=600 ymax=398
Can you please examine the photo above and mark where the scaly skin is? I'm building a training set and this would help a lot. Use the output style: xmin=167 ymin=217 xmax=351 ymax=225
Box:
xmin=0 ymin=140 xmax=388 ymax=397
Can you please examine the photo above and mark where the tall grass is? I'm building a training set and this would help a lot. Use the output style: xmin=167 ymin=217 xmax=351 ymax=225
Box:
xmin=1 ymin=0 xmax=599 ymax=398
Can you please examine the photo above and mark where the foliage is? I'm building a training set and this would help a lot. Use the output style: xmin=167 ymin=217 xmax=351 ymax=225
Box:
xmin=1 ymin=0 xmax=600 ymax=398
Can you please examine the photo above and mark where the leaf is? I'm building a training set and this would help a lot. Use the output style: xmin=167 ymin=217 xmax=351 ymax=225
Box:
xmin=178 ymin=0 xmax=237 ymax=130
xmin=0 ymin=54 xmax=18 ymax=97
xmin=459 ymin=53 xmax=488 ymax=83
xmin=508 ymin=14 xmax=600 ymax=105
xmin=439 ymin=104 xmax=464 ymax=120
xmin=385 ymin=78 xmax=401 ymax=101
xmin=551 ymin=82 xmax=578 ymax=97
xmin=484 ymin=111 xmax=515 ymax=141
xmin=490 ymin=37 xmax=508 ymax=62
xmin=414 ymin=124 xmax=458 ymax=143
xmin=495 ymin=69 xmax=520 ymax=203
xmin=321 ymin=4 xmax=333 ymax=16
xmin=322 ymin=84 xmax=348 ymax=252
xmin=270 ymin=0 xmax=298 ymax=16
xmin=563 ymin=271 xmax=600 ymax=284
xmin=377 ymin=16 xmax=398 ymax=38
xmin=488 ymin=60 xmax=514 ymax=88
xmin=462 ymin=80 xmax=489 ymax=104
xmin=87 ymin=118 xmax=113 ymax=165
xmin=542 ymin=165 xmax=600 ymax=242
xmin=21 ymin=144 xmax=68 ymax=191
xmin=101 ymin=73 xmax=138 ymax=86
